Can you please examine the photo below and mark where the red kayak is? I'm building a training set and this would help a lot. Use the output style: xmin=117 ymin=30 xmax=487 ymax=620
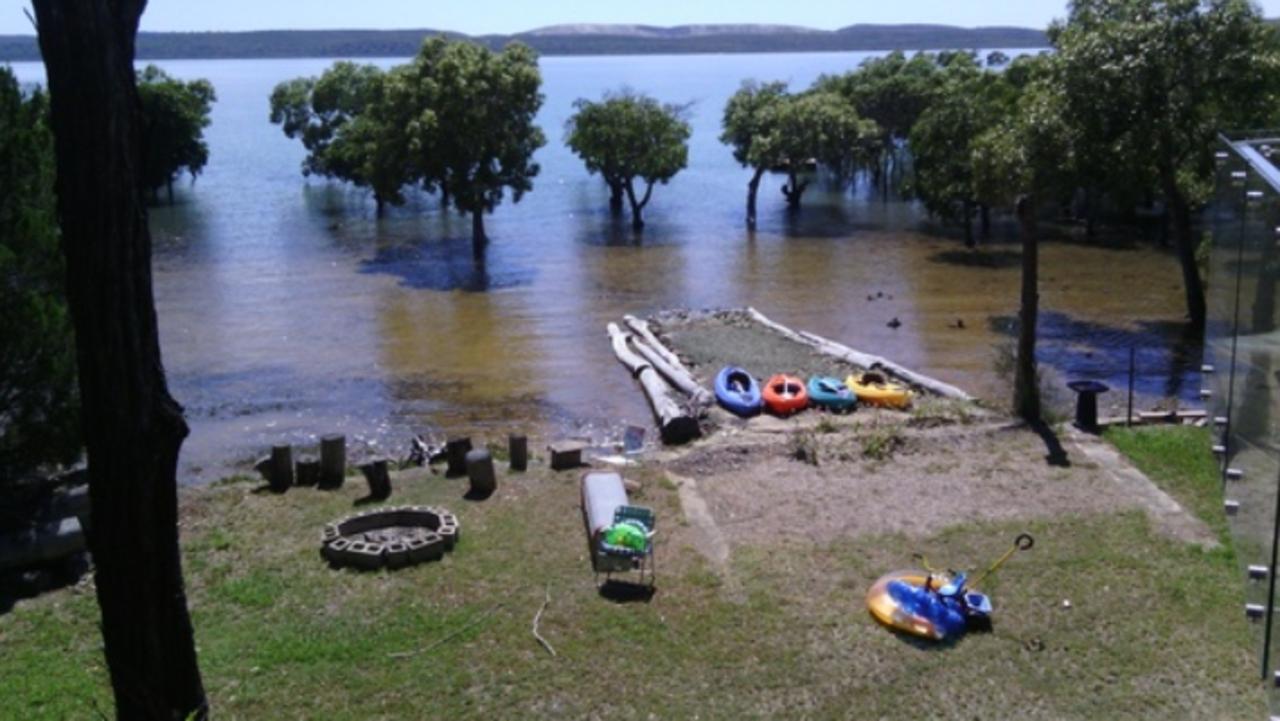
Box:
xmin=762 ymin=374 xmax=808 ymax=416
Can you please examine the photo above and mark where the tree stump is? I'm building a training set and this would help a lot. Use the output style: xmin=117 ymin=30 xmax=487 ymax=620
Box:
xmin=295 ymin=458 xmax=320 ymax=487
xmin=359 ymin=458 xmax=392 ymax=501
xmin=466 ymin=449 xmax=496 ymax=497
xmin=319 ymin=434 xmax=346 ymax=490
xmin=269 ymin=445 xmax=294 ymax=493
xmin=445 ymin=437 xmax=472 ymax=478
xmin=509 ymin=434 xmax=528 ymax=472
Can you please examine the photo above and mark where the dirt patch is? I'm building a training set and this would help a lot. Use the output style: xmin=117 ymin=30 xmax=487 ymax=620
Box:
xmin=664 ymin=419 xmax=1211 ymax=550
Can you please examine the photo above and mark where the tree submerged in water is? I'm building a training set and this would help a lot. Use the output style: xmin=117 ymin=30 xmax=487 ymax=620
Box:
xmin=136 ymin=65 xmax=216 ymax=202
xmin=269 ymin=37 xmax=546 ymax=260
xmin=565 ymin=89 xmax=691 ymax=231
xmin=720 ymin=82 xmax=878 ymax=227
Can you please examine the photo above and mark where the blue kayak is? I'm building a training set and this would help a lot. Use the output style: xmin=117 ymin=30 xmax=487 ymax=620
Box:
xmin=806 ymin=376 xmax=857 ymax=412
xmin=715 ymin=366 xmax=763 ymax=417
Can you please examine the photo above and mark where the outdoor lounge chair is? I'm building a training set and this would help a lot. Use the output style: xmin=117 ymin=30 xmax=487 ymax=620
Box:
xmin=580 ymin=471 xmax=656 ymax=587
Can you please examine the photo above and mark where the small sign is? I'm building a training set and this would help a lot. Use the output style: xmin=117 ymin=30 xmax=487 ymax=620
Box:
xmin=623 ymin=426 xmax=646 ymax=454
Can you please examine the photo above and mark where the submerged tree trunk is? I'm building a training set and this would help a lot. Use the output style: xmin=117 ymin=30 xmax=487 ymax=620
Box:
xmin=33 ymin=1 xmax=208 ymax=719
xmin=624 ymin=178 xmax=655 ymax=231
xmin=608 ymin=179 xmax=624 ymax=215
xmin=1162 ymin=171 xmax=1207 ymax=330
xmin=471 ymin=208 xmax=487 ymax=261
xmin=782 ymin=170 xmax=808 ymax=209
xmin=1014 ymin=194 xmax=1041 ymax=423
xmin=746 ymin=166 xmax=765 ymax=228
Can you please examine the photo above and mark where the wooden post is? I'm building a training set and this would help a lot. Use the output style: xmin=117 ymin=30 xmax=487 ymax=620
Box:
xmin=269 ymin=445 xmax=294 ymax=493
xmin=509 ymin=434 xmax=528 ymax=471
xmin=319 ymin=434 xmax=346 ymax=490
xmin=360 ymin=458 xmax=392 ymax=501
xmin=446 ymin=437 xmax=472 ymax=478
xmin=295 ymin=458 xmax=320 ymax=487
xmin=466 ymin=449 xmax=496 ymax=496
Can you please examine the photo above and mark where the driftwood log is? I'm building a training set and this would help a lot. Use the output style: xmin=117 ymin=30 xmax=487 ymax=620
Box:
xmin=607 ymin=323 xmax=700 ymax=444
xmin=745 ymin=307 xmax=973 ymax=401
xmin=623 ymin=315 xmax=684 ymax=369
xmin=627 ymin=334 xmax=714 ymax=408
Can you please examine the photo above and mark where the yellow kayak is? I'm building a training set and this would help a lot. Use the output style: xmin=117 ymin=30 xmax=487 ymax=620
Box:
xmin=845 ymin=372 xmax=912 ymax=409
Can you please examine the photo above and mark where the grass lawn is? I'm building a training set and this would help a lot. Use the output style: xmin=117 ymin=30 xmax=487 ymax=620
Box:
xmin=0 ymin=426 xmax=1267 ymax=719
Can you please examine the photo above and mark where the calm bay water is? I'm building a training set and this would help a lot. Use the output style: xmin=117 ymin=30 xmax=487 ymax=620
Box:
xmin=10 ymin=52 xmax=1201 ymax=481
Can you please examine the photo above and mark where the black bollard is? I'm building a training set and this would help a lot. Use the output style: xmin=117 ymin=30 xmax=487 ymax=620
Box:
xmin=446 ymin=437 xmax=472 ymax=478
xmin=319 ymin=434 xmax=346 ymax=489
xmin=509 ymin=434 xmax=528 ymax=472
xmin=466 ymin=448 xmax=496 ymax=497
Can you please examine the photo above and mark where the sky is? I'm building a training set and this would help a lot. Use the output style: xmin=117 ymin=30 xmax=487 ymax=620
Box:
xmin=4 ymin=0 xmax=1278 ymax=36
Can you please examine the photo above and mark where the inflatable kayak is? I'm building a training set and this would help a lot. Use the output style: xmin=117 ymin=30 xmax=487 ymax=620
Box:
xmin=763 ymin=374 xmax=808 ymax=416
xmin=866 ymin=570 xmax=992 ymax=642
xmin=845 ymin=371 xmax=912 ymax=410
xmin=807 ymin=376 xmax=857 ymax=412
xmin=714 ymin=366 xmax=763 ymax=417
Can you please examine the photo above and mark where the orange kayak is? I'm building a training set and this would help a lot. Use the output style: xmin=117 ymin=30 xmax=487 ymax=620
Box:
xmin=762 ymin=374 xmax=808 ymax=416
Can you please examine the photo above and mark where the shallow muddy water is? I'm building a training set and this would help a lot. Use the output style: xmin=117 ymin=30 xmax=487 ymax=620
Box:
xmin=11 ymin=52 xmax=1200 ymax=481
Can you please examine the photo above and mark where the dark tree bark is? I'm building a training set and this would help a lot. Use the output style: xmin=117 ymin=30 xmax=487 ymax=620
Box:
xmin=782 ymin=170 xmax=808 ymax=209
xmin=1161 ymin=170 xmax=1207 ymax=330
xmin=471 ymin=207 xmax=487 ymax=261
xmin=624 ymin=177 xmax=654 ymax=231
xmin=32 ymin=1 xmax=208 ymax=719
xmin=962 ymin=200 xmax=975 ymax=248
xmin=980 ymin=204 xmax=991 ymax=239
xmin=607 ymin=179 xmax=624 ymax=214
xmin=1014 ymin=195 xmax=1041 ymax=423
xmin=746 ymin=166 xmax=765 ymax=228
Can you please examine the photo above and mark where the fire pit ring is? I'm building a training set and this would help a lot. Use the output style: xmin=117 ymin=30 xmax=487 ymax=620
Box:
xmin=321 ymin=505 xmax=460 ymax=571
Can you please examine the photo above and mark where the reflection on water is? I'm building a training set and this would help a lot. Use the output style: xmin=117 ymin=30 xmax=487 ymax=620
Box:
xmin=10 ymin=53 xmax=1201 ymax=482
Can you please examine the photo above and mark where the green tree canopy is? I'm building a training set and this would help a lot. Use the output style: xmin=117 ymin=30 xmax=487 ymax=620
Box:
xmin=566 ymin=90 xmax=691 ymax=230
xmin=136 ymin=65 xmax=215 ymax=200
xmin=755 ymin=91 xmax=880 ymax=210
xmin=412 ymin=38 xmax=546 ymax=258
xmin=720 ymin=82 xmax=878 ymax=225
xmin=269 ymin=61 xmax=412 ymax=212
xmin=0 ymin=67 xmax=79 ymax=481
xmin=908 ymin=59 xmax=1017 ymax=245
xmin=1049 ymin=0 xmax=1280 ymax=328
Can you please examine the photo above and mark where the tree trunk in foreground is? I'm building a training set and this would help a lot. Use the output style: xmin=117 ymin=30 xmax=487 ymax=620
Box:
xmin=746 ymin=167 xmax=765 ymax=228
xmin=471 ymin=208 xmax=487 ymax=261
xmin=1014 ymin=195 xmax=1041 ymax=423
xmin=33 ymin=1 xmax=208 ymax=719
xmin=1162 ymin=172 xmax=1207 ymax=330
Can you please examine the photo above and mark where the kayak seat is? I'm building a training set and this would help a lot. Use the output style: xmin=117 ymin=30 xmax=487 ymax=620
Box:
xmin=937 ymin=571 xmax=967 ymax=598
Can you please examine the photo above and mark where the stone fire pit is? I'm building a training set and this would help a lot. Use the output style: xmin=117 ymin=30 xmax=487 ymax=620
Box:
xmin=321 ymin=505 xmax=459 ymax=571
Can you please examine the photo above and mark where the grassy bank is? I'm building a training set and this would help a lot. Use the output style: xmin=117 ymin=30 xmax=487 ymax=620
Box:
xmin=0 ymin=425 xmax=1265 ymax=719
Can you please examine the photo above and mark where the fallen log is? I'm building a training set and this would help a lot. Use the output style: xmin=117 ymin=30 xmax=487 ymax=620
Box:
xmin=630 ymin=336 xmax=713 ymax=408
xmin=745 ymin=307 xmax=973 ymax=401
xmin=607 ymin=323 xmax=700 ymax=445
xmin=623 ymin=314 xmax=684 ymax=368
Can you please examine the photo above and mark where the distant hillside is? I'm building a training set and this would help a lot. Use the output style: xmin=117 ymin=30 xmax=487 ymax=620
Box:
xmin=0 ymin=24 xmax=1048 ymax=62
